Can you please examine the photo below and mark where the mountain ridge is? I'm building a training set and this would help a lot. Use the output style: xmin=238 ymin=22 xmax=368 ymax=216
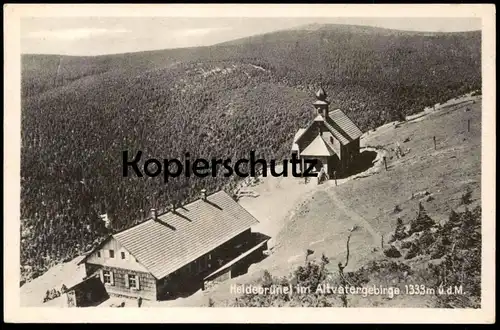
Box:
xmin=21 ymin=23 xmax=481 ymax=58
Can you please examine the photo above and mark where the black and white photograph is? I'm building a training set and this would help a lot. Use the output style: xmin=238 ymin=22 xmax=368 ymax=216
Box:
xmin=4 ymin=4 xmax=496 ymax=324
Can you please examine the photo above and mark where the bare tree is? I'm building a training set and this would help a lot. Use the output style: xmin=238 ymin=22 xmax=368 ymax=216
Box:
xmin=338 ymin=226 xmax=357 ymax=307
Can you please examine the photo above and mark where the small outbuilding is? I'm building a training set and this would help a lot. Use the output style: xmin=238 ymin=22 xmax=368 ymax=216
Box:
xmin=65 ymin=275 xmax=109 ymax=307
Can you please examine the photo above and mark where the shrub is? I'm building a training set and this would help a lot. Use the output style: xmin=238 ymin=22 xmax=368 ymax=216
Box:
xmin=261 ymin=270 xmax=273 ymax=288
xmin=384 ymin=245 xmax=402 ymax=258
xmin=390 ymin=218 xmax=408 ymax=242
xmin=401 ymin=240 xmax=413 ymax=249
xmin=460 ymin=187 xmax=473 ymax=206
xmin=408 ymin=203 xmax=435 ymax=235
xmin=404 ymin=243 xmax=420 ymax=260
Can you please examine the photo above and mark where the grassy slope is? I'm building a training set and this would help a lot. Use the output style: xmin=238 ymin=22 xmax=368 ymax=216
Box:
xmin=353 ymin=95 xmax=481 ymax=235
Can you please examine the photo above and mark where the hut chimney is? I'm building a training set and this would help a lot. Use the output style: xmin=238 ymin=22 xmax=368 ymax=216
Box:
xmin=201 ymin=189 xmax=207 ymax=201
xmin=169 ymin=202 xmax=176 ymax=213
xmin=151 ymin=208 xmax=158 ymax=221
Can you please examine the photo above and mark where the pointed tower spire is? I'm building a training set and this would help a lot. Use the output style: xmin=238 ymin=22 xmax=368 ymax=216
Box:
xmin=315 ymin=87 xmax=327 ymax=101
xmin=313 ymin=86 xmax=330 ymax=118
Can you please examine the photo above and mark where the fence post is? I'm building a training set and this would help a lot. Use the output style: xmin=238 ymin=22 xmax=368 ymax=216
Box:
xmin=433 ymin=136 xmax=437 ymax=150
xmin=383 ymin=156 xmax=387 ymax=171
xmin=334 ymin=171 xmax=337 ymax=186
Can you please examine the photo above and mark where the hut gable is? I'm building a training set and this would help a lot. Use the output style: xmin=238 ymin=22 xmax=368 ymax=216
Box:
xmin=83 ymin=237 xmax=149 ymax=273
xmin=301 ymin=134 xmax=337 ymax=157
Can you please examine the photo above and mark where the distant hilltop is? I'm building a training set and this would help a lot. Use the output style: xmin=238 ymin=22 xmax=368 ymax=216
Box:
xmin=218 ymin=23 xmax=481 ymax=47
xmin=287 ymin=23 xmax=481 ymax=34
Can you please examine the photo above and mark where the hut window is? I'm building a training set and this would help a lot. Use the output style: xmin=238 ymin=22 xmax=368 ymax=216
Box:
xmin=127 ymin=274 xmax=140 ymax=290
xmin=330 ymin=137 xmax=334 ymax=144
xmin=129 ymin=275 xmax=136 ymax=288
xmin=103 ymin=270 xmax=112 ymax=285
xmin=121 ymin=252 xmax=126 ymax=260
xmin=109 ymin=250 xmax=114 ymax=258
xmin=97 ymin=251 xmax=101 ymax=258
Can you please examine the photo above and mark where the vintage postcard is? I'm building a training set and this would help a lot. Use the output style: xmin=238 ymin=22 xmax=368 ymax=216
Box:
xmin=4 ymin=3 xmax=496 ymax=324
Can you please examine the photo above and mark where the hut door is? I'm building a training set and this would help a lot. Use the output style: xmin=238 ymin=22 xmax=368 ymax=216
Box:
xmin=314 ymin=158 xmax=323 ymax=172
xmin=67 ymin=291 xmax=76 ymax=307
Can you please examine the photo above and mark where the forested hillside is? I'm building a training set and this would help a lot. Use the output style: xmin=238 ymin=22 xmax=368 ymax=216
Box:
xmin=20 ymin=24 xmax=481 ymax=283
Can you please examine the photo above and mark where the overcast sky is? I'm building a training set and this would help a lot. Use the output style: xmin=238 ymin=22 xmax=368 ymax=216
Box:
xmin=21 ymin=17 xmax=481 ymax=56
